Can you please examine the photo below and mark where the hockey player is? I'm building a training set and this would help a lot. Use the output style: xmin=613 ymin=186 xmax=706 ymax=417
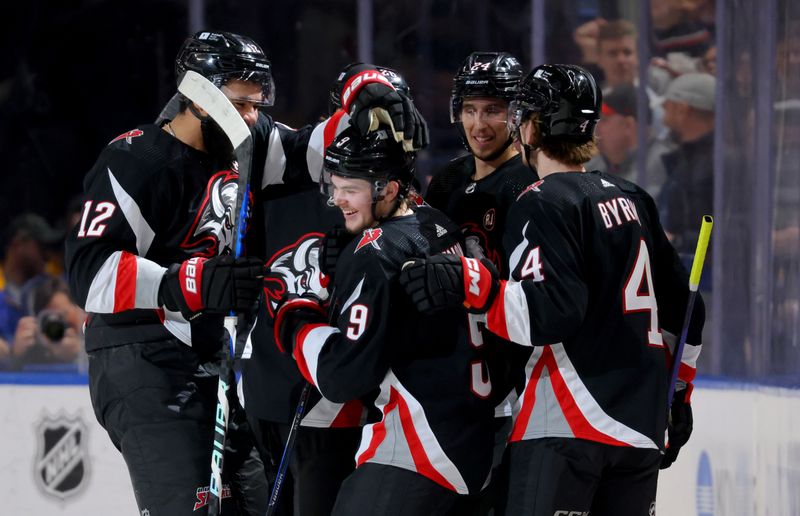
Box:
xmin=240 ymin=64 xmax=419 ymax=516
xmin=400 ymin=64 xmax=704 ymax=515
xmin=424 ymin=51 xmax=535 ymax=516
xmin=65 ymin=30 xmax=427 ymax=515
xmin=273 ymin=125 xmax=496 ymax=515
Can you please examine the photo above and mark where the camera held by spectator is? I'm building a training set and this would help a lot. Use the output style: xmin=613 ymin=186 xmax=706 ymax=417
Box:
xmin=10 ymin=276 xmax=84 ymax=369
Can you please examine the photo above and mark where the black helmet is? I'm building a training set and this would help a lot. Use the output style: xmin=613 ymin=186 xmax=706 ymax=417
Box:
xmin=322 ymin=124 xmax=415 ymax=199
xmin=328 ymin=64 xmax=412 ymax=115
xmin=508 ymin=64 xmax=601 ymax=142
xmin=175 ymin=31 xmax=275 ymax=107
xmin=450 ymin=51 xmax=523 ymax=123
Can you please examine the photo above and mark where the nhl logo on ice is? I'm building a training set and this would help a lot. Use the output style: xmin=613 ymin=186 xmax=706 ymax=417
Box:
xmin=34 ymin=412 xmax=89 ymax=500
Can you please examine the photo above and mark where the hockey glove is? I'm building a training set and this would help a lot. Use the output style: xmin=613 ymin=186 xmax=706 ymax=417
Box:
xmin=159 ymin=255 xmax=265 ymax=320
xmin=273 ymin=295 xmax=328 ymax=355
xmin=399 ymin=255 xmax=500 ymax=314
xmin=660 ymin=388 xmax=694 ymax=469
xmin=340 ymin=64 xmax=429 ymax=151
xmin=320 ymin=226 xmax=355 ymax=280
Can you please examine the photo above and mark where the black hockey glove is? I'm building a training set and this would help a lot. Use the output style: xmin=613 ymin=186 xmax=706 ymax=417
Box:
xmin=320 ymin=226 xmax=355 ymax=280
xmin=273 ymin=295 xmax=328 ymax=355
xmin=399 ymin=255 xmax=500 ymax=315
xmin=339 ymin=64 xmax=429 ymax=151
xmin=159 ymin=255 xmax=265 ymax=320
xmin=660 ymin=388 xmax=694 ymax=469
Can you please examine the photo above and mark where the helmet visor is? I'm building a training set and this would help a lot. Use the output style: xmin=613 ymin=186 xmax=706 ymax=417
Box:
xmin=216 ymin=70 xmax=275 ymax=107
xmin=507 ymin=92 xmax=550 ymax=131
xmin=320 ymin=167 xmax=387 ymax=203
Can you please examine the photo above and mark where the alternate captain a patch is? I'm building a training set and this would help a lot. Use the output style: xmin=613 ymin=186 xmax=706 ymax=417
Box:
xmin=355 ymin=228 xmax=383 ymax=252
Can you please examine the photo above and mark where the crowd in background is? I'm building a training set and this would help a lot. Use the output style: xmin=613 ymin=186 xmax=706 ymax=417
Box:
xmin=1 ymin=0 xmax=798 ymax=377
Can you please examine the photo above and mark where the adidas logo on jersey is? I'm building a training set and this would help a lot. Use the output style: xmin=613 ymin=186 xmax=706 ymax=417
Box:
xmin=435 ymin=224 xmax=447 ymax=237
xmin=601 ymin=178 xmax=616 ymax=188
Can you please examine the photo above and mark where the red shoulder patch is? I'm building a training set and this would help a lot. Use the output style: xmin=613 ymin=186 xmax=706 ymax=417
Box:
xmin=110 ymin=129 xmax=144 ymax=145
xmin=517 ymin=179 xmax=545 ymax=201
xmin=355 ymin=228 xmax=383 ymax=252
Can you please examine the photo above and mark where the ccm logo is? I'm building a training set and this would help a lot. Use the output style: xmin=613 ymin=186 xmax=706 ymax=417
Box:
xmin=341 ymin=71 xmax=392 ymax=108
xmin=184 ymin=257 xmax=202 ymax=294
xmin=553 ymin=512 xmax=589 ymax=516
xmin=465 ymin=258 xmax=481 ymax=296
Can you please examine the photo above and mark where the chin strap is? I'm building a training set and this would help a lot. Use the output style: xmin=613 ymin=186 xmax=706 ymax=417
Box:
xmin=187 ymin=102 xmax=208 ymax=122
xmin=520 ymin=142 xmax=536 ymax=173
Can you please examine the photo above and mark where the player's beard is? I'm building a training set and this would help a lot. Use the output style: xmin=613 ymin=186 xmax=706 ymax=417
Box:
xmin=201 ymin=118 xmax=235 ymax=165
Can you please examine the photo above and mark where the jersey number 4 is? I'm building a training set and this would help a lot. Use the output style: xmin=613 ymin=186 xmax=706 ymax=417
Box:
xmin=77 ymin=201 xmax=117 ymax=238
xmin=622 ymin=239 xmax=664 ymax=347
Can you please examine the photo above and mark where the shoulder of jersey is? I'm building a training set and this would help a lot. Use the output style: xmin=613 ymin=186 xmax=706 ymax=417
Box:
xmin=435 ymin=153 xmax=473 ymax=176
xmin=590 ymin=170 xmax=642 ymax=195
xmin=351 ymin=226 xmax=388 ymax=255
xmin=515 ymin=173 xmax=595 ymax=204
xmin=415 ymin=205 xmax=459 ymax=237
xmin=107 ymin=125 xmax=151 ymax=148
xmin=515 ymin=178 xmax=547 ymax=201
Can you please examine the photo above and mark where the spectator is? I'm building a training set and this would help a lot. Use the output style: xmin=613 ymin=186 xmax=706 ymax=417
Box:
xmin=586 ymin=84 xmax=671 ymax=197
xmin=0 ymin=213 xmax=62 ymax=345
xmin=0 ymin=335 xmax=8 ymax=364
xmin=650 ymin=0 xmax=714 ymax=59
xmin=596 ymin=20 xmax=638 ymax=92
xmin=596 ymin=20 xmax=667 ymax=135
xmin=700 ymin=45 xmax=717 ymax=75
xmin=659 ymin=72 xmax=716 ymax=253
xmin=10 ymin=275 xmax=84 ymax=369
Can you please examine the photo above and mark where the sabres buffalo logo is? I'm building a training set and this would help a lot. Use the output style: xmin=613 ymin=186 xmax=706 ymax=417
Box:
xmin=180 ymin=170 xmax=251 ymax=257
xmin=263 ymin=234 xmax=329 ymax=316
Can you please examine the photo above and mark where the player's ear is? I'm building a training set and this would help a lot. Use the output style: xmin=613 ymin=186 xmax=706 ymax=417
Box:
xmin=386 ymin=180 xmax=401 ymax=202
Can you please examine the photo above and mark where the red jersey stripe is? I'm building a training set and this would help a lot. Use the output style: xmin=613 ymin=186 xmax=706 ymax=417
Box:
xmin=113 ymin=252 xmax=137 ymax=312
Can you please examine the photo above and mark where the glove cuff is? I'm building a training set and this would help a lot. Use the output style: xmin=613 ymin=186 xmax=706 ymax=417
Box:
xmin=178 ymin=257 xmax=207 ymax=313
xmin=461 ymin=257 xmax=498 ymax=312
xmin=159 ymin=258 xmax=208 ymax=317
xmin=340 ymin=66 xmax=396 ymax=112
xmin=675 ymin=383 xmax=694 ymax=403
xmin=273 ymin=297 xmax=327 ymax=354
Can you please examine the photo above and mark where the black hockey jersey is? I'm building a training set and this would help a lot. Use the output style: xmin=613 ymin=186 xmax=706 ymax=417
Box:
xmin=425 ymin=153 xmax=538 ymax=416
xmin=239 ymin=110 xmax=366 ymax=426
xmin=484 ymin=171 xmax=704 ymax=449
xmin=290 ymin=206 xmax=495 ymax=494
xmin=65 ymin=114 xmax=315 ymax=356
xmin=425 ymin=153 xmax=536 ymax=277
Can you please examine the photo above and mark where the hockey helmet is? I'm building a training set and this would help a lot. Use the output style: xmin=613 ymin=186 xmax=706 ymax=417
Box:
xmin=450 ymin=52 xmax=523 ymax=123
xmin=508 ymin=64 xmax=601 ymax=142
xmin=175 ymin=31 xmax=275 ymax=107
xmin=322 ymin=124 xmax=415 ymax=200
xmin=328 ymin=64 xmax=412 ymax=115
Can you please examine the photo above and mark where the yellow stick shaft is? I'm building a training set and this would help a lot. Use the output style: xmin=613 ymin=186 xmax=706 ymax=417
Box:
xmin=689 ymin=215 xmax=714 ymax=291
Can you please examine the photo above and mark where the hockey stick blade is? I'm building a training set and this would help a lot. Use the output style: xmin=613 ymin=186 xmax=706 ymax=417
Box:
xmin=177 ymin=70 xmax=250 ymax=149
xmin=177 ymin=70 xmax=254 ymax=515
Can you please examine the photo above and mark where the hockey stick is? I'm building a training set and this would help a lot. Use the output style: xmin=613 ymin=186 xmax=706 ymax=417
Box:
xmin=266 ymin=382 xmax=312 ymax=516
xmin=177 ymin=70 xmax=253 ymax=515
xmin=666 ymin=215 xmax=714 ymax=404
